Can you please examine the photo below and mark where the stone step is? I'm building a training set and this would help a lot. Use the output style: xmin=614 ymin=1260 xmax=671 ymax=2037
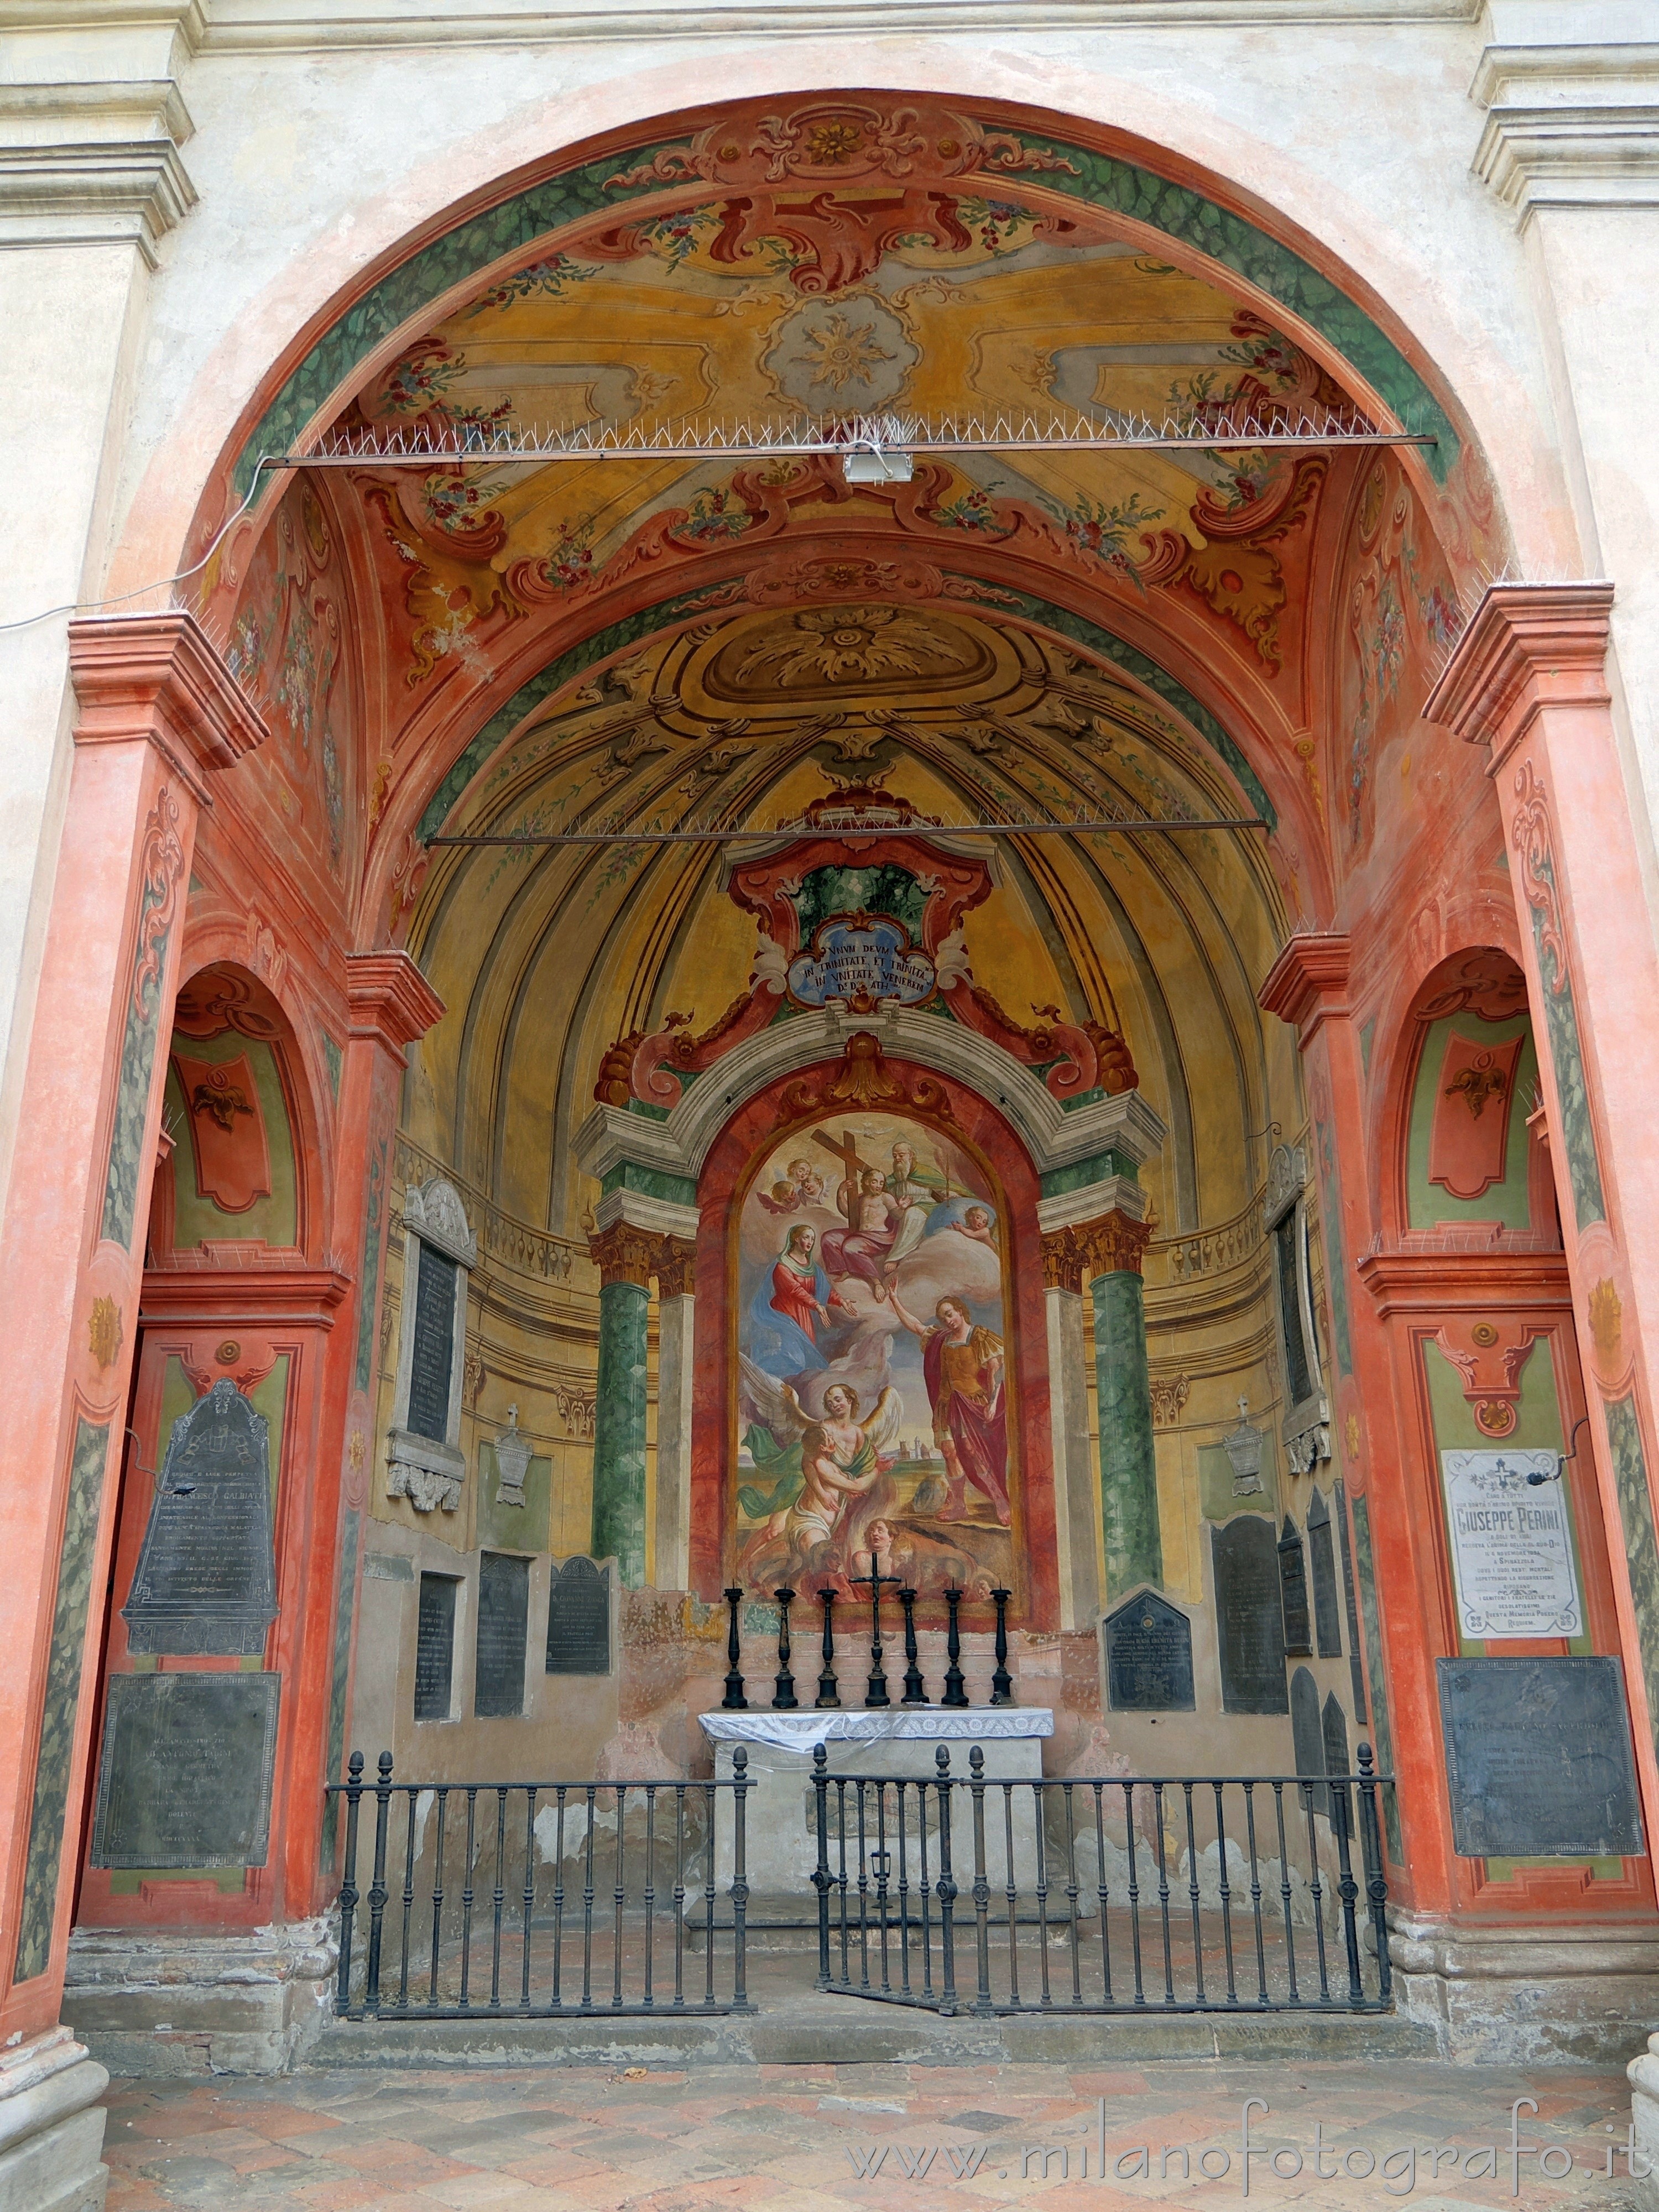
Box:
xmin=304 ymin=1999 xmax=1435 ymax=2072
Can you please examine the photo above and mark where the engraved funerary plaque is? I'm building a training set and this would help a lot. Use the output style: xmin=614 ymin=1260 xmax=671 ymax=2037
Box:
xmin=475 ymin=1551 xmax=529 ymax=1717
xmin=122 ymin=1379 xmax=277 ymax=1656
xmin=545 ymin=1556 xmax=611 ymax=1676
xmin=1441 ymin=1450 xmax=1582 ymax=1639
xmin=1437 ymin=1656 xmax=1644 ymax=1858
xmin=91 ymin=1672 xmax=280 ymax=1867
xmin=1104 ymin=1593 xmax=1195 ymax=1710
xmin=1212 ymin=1519 xmax=1290 ymax=1714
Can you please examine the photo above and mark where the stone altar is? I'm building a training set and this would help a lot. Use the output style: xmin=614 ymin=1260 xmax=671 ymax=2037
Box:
xmin=699 ymin=1707 xmax=1054 ymax=1925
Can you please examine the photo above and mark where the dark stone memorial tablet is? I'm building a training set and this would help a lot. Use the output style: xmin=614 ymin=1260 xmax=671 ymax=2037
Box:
xmin=1277 ymin=1516 xmax=1312 ymax=1655
xmin=475 ymin=1552 xmax=529 ymax=1717
xmin=90 ymin=1671 xmax=279 ymax=1868
xmin=1104 ymin=1592 xmax=1194 ymax=1710
xmin=414 ymin=1572 xmax=457 ymax=1720
xmin=546 ymin=1556 xmax=611 ymax=1676
xmin=406 ymin=1242 xmax=457 ymax=1442
xmin=1437 ymin=1656 xmax=1645 ymax=1859
xmin=122 ymin=1379 xmax=277 ymax=1656
xmin=1334 ymin=1480 xmax=1368 ymax=1723
xmin=1321 ymin=1691 xmax=1350 ymax=1783
xmin=1291 ymin=1666 xmax=1322 ymax=1780
xmin=1213 ymin=1518 xmax=1289 ymax=1713
xmin=1308 ymin=1490 xmax=1343 ymax=1658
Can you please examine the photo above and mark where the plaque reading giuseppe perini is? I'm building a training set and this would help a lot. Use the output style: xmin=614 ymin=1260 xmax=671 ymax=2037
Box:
xmin=123 ymin=1379 xmax=278 ymax=1656
xmin=1442 ymin=1449 xmax=1582 ymax=1639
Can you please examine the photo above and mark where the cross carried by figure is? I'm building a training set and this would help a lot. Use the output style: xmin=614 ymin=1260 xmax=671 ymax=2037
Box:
xmin=850 ymin=1555 xmax=904 ymax=1709
xmin=813 ymin=1126 xmax=870 ymax=1190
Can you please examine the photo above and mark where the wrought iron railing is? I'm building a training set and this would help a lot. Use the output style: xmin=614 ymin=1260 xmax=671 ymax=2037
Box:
xmin=326 ymin=1750 xmax=753 ymax=2020
xmin=810 ymin=1744 xmax=1392 ymax=2016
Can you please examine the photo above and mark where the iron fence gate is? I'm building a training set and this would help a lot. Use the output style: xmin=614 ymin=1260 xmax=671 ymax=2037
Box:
xmin=810 ymin=1744 xmax=1394 ymax=2016
xmin=326 ymin=1749 xmax=754 ymax=2019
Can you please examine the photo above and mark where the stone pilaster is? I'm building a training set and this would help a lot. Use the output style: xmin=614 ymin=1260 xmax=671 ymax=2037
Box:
xmin=1040 ymin=1225 xmax=1096 ymax=1630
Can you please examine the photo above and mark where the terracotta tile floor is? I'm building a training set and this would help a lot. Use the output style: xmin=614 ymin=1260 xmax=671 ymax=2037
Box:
xmin=104 ymin=2058 xmax=1650 ymax=2211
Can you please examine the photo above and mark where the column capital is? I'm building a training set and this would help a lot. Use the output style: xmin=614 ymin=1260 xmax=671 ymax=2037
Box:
xmin=1423 ymin=582 xmax=1615 ymax=768
xmin=589 ymin=1222 xmax=659 ymax=1290
xmin=1258 ymin=931 xmax=1353 ymax=1040
xmin=1470 ymin=41 xmax=1659 ymax=225
xmin=1045 ymin=1209 xmax=1152 ymax=1287
xmin=69 ymin=612 xmax=266 ymax=806
xmin=345 ymin=951 xmax=445 ymax=1060
xmin=654 ymin=1236 xmax=697 ymax=1300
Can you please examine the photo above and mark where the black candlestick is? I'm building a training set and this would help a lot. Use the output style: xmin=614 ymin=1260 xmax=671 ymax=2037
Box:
xmin=898 ymin=1587 xmax=927 ymax=1704
xmin=772 ymin=1586 xmax=798 ymax=1709
xmin=722 ymin=1585 xmax=747 ymax=1710
xmin=816 ymin=1588 xmax=840 ymax=1709
xmin=852 ymin=1556 xmax=902 ymax=1709
xmin=990 ymin=1586 xmax=1013 ymax=1705
xmin=941 ymin=1585 xmax=968 ymax=1707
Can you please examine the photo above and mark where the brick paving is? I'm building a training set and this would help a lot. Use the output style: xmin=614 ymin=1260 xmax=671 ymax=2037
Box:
xmin=102 ymin=2056 xmax=1651 ymax=2211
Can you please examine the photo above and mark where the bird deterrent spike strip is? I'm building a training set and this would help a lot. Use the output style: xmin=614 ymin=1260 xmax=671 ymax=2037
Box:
xmin=276 ymin=402 xmax=1434 ymax=469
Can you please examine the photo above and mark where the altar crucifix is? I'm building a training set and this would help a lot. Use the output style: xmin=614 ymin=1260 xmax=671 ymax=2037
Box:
xmin=851 ymin=1553 xmax=903 ymax=1709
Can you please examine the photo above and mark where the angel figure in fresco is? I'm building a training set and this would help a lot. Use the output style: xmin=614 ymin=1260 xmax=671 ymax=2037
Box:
xmin=887 ymin=1290 xmax=1010 ymax=1525
xmin=737 ymin=1376 xmax=904 ymax=1583
xmin=820 ymin=1166 xmax=904 ymax=1301
xmin=758 ymin=1157 xmax=827 ymax=1215
xmin=948 ymin=1202 xmax=999 ymax=1252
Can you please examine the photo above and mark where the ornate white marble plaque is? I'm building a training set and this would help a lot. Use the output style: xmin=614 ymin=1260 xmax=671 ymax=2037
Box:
xmin=1442 ymin=1450 xmax=1582 ymax=1639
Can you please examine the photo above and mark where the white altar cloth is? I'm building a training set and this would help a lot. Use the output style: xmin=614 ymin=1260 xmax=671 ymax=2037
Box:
xmin=698 ymin=1706 xmax=1053 ymax=1754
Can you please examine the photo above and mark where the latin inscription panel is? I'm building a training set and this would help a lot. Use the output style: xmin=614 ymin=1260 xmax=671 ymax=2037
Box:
xmin=476 ymin=1552 xmax=529 ymax=1717
xmin=1438 ymin=1656 xmax=1644 ymax=1858
xmin=1213 ymin=1519 xmax=1290 ymax=1714
xmin=90 ymin=1672 xmax=280 ymax=1868
xmin=406 ymin=1243 xmax=457 ymax=1443
xmin=546 ymin=1557 xmax=611 ymax=1677
xmin=414 ymin=1573 xmax=457 ymax=1720
xmin=123 ymin=1379 xmax=276 ymax=1656
xmin=1105 ymin=1593 xmax=1194 ymax=1710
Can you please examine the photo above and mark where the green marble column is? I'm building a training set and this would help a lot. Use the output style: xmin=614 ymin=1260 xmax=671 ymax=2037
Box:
xmin=592 ymin=1275 xmax=650 ymax=1588
xmin=1093 ymin=1265 xmax=1162 ymax=1597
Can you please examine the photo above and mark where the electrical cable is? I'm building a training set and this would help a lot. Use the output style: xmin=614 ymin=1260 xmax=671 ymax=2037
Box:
xmin=0 ymin=456 xmax=278 ymax=638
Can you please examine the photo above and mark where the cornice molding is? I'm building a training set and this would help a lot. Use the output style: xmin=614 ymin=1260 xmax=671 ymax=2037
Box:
xmin=0 ymin=137 xmax=195 ymax=266
xmin=1356 ymin=1245 xmax=1572 ymax=1313
xmin=1472 ymin=41 xmax=1659 ymax=221
xmin=139 ymin=1264 xmax=353 ymax=1328
xmin=345 ymin=951 xmax=446 ymax=1058
xmin=69 ymin=611 xmax=265 ymax=805
xmin=1257 ymin=931 xmax=1353 ymax=1037
xmin=1422 ymin=582 xmax=1613 ymax=764
xmin=171 ymin=0 xmax=1479 ymax=54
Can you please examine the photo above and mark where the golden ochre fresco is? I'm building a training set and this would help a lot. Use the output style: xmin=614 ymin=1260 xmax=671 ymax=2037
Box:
xmin=340 ymin=215 xmax=1335 ymax=693
xmin=735 ymin=1110 xmax=1013 ymax=1601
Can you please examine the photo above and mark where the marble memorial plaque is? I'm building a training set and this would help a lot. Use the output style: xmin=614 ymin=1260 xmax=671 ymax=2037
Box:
xmin=1321 ymin=1691 xmax=1350 ymax=1783
xmin=406 ymin=1243 xmax=457 ymax=1442
xmin=122 ymin=1379 xmax=277 ymax=1656
xmin=475 ymin=1552 xmax=529 ymax=1717
xmin=546 ymin=1556 xmax=611 ymax=1676
xmin=1277 ymin=1517 xmax=1312 ymax=1656
xmin=1442 ymin=1451 xmax=1582 ymax=1639
xmin=1104 ymin=1593 xmax=1194 ymax=1710
xmin=1308 ymin=1490 xmax=1343 ymax=1658
xmin=1438 ymin=1656 xmax=1644 ymax=1858
xmin=414 ymin=1572 xmax=457 ymax=1720
xmin=90 ymin=1671 xmax=279 ymax=1868
xmin=1213 ymin=1519 xmax=1290 ymax=1714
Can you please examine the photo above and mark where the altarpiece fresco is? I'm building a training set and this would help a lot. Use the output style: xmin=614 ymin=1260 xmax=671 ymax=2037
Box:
xmin=735 ymin=1109 xmax=1014 ymax=1602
